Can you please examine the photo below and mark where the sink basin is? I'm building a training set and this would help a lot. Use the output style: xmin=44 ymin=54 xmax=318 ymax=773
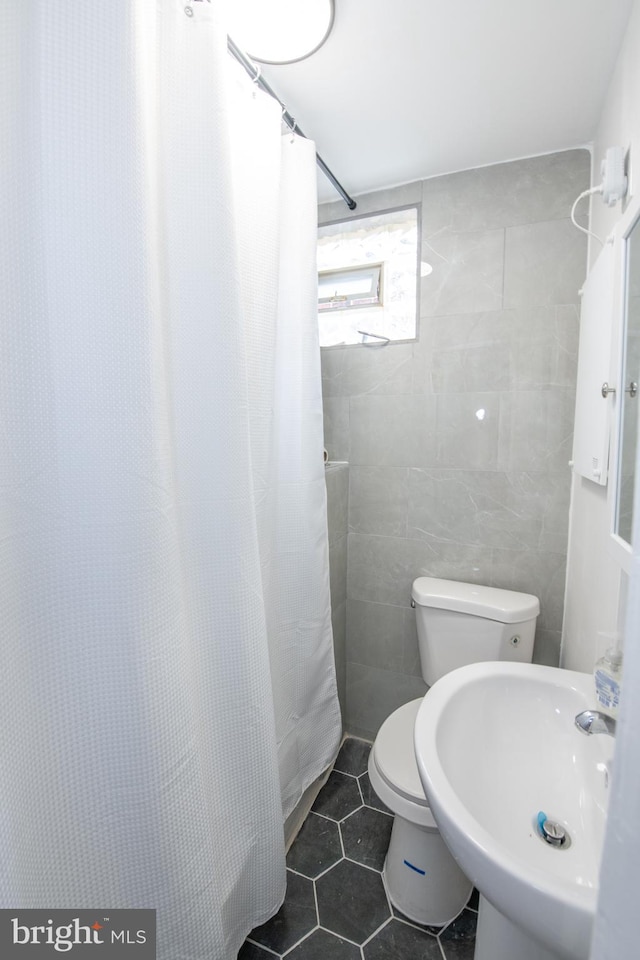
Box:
xmin=414 ymin=662 xmax=613 ymax=960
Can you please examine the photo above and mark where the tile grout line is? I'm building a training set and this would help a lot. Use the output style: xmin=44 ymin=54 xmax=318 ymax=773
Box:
xmin=316 ymin=924 xmax=363 ymax=951
xmin=342 ymin=853 xmax=388 ymax=874
xmin=243 ymin=936 xmax=281 ymax=958
xmin=244 ymin=738 xmax=477 ymax=959
xmin=358 ymin=915 xmax=394 ymax=950
xmin=355 ymin=772 xmax=365 ymax=806
xmin=337 ymin=811 xmax=347 ymax=860
xmin=280 ymin=923 xmax=320 ymax=958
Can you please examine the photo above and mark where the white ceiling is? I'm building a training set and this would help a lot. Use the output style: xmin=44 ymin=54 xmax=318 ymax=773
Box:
xmin=254 ymin=0 xmax=634 ymax=205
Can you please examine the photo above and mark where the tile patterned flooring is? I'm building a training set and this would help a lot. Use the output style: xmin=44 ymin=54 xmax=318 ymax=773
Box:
xmin=239 ymin=738 xmax=477 ymax=960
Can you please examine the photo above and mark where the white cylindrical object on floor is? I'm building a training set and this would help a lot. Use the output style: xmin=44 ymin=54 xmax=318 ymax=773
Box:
xmin=383 ymin=814 xmax=472 ymax=926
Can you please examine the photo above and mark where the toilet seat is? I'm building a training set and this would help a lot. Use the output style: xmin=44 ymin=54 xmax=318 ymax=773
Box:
xmin=369 ymin=697 xmax=437 ymax=828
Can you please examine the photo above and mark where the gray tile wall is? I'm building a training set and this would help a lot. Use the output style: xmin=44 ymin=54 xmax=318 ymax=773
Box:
xmin=324 ymin=461 xmax=349 ymax=725
xmin=320 ymin=150 xmax=590 ymax=740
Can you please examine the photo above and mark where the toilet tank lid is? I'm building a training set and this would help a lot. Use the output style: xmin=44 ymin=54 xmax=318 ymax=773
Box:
xmin=411 ymin=577 xmax=540 ymax=623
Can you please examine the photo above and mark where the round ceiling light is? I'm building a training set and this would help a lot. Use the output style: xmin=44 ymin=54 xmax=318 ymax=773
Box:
xmin=227 ymin=0 xmax=334 ymax=65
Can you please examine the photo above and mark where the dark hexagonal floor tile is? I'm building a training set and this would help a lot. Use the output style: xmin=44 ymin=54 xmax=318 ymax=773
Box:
xmin=439 ymin=907 xmax=477 ymax=960
xmin=286 ymin=927 xmax=361 ymax=960
xmin=237 ymin=940 xmax=275 ymax=960
xmin=363 ymin=918 xmax=442 ymax=959
xmin=312 ymin=770 xmax=362 ymax=821
xmin=247 ymin=870 xmax=317 ymax=954
xmin=358 ymin=770 xmax=392 ymax=815
xmin=439 ymin=937 xmax=476 ymax=960
xmin=340 ymin=805 xmax=393 ymax=871
xmin=334 ymin=737 xmax=372 ymax=776
xmin=316 ymin=859 xmax=390 ymax=944
xmin=287 ymin=811 xmax=342 ymax=878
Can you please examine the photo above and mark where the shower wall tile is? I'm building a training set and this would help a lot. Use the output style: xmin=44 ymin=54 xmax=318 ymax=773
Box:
xmin=420 ymin=540 xmax=492 ymax=585
xmin=345 ymin=662 xmax=428 ymax=739
xmin=503 ymin=219 xmax=587 ymax=308
xmin=554 ymin=302 xmax=581 ymax=376
xmin=349 ymin=394 xmax=436 ymax=467
xmin=420 ymin=228 xmax=505 ymax=317
xmin=322 ymin=397 xmax=350 ymax=462
xmin=332 ymin=600 xmax=347 ymax=721
xmin=319 ymin=150 xmax=590 ymax=734
xmin=347 ymin=534 xmax=416 ymax=607
xmin=420 ymin=150 xmax=591 ymax=235
xmin=326 ymin=465 xmax=348 ymax=730
xmin=430 ymin=338 xmax=511 ymax=393
xmin=341 ymin=342 xmax=415 ymax=397
xmin=346 ymin=599 xmax=403 ymax=673
xmin=497 ymin=389 xmax=576 ymax=474
xmin=414 ymin=305 xmax=580 ymax=396
xmin=407 ymin=469 xmax=571 ymax=554
xmin=348 ymin=466 xmax=409 ymax=537
xmin=329 ymin=532 xmax=348 ymax=611
xmin=489 ymin=548 xmax=567 ymax=635
xmin=531 ymin=628 xmax=563 ymax=667
xmin=325 ymin=463 xmax=349 ymax=546
xmin=321 ymin=348 xmax=350 ymax=399
xmin=322 ymin=343 xmax=415 ymax=399
xmin=509 ymin=304 xmax=580 ymax=390
xmin=347 ymin=533 xmax=490 ymax=607
xmin=435 ymin=392 xmax=501 ymax=469
xmin=411 ymin=309 xmax=514 ymax=394
xmin=423 ymin=309 xmax=514 ymax=351
xmin=347 ymin=599 xmax=420 ymax=677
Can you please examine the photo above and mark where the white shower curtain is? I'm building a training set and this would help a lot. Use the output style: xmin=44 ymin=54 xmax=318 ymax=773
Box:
xmin=0 ymin=2 xmax=341 ymax=957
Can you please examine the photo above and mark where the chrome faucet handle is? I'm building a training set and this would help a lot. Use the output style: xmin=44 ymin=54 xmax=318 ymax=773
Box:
xmin=575 ymin=709 xmax=617 ymax=737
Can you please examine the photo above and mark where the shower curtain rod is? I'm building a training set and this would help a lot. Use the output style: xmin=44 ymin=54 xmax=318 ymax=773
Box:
xmin=227 ymin=36 xmax=357 ymax=211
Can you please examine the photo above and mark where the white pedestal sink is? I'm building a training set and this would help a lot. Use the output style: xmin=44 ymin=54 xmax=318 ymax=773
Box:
xmin=414 ymin=662 xmax=613 ymax=960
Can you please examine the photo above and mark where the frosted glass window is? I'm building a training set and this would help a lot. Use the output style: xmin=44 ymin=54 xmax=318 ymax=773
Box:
xmin=317 ymin=206 xmax=419 ymax=346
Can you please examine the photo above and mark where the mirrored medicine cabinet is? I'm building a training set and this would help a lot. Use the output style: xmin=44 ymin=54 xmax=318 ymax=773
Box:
xmin=602 ymin=189 xmax=640 ymax=573
xmin=614 ymin=215 xmax=640 ymax=546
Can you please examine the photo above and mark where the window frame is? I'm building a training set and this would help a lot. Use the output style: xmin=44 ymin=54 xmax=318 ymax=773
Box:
xmin=317 ymin=203 xmax=422 ymax=349
xmin=318 ymin=262 xmax=384 ymax=312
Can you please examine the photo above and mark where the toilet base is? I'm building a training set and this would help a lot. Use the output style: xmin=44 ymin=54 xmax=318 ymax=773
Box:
xmin=383 ymin=812 xmax=473 ymax=927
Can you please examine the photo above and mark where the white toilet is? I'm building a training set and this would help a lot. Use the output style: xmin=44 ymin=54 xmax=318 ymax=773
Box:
xmin=368 ymin=576 xmax=540 ymax=926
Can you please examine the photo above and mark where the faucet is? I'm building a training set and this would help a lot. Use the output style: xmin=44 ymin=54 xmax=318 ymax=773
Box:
xmin=575 ymin=709 xmax=617 ymax=737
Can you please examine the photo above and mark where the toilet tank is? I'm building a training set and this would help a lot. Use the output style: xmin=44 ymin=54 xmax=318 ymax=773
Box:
xmin=412 ymin=577 xmax=540 ymax=686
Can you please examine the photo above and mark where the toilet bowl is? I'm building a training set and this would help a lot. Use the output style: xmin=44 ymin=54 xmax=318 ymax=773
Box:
xmin=368 ymin=577 xmax=540 ymax=926
xmin=368 ymin=697 xmax=473 ymax=924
